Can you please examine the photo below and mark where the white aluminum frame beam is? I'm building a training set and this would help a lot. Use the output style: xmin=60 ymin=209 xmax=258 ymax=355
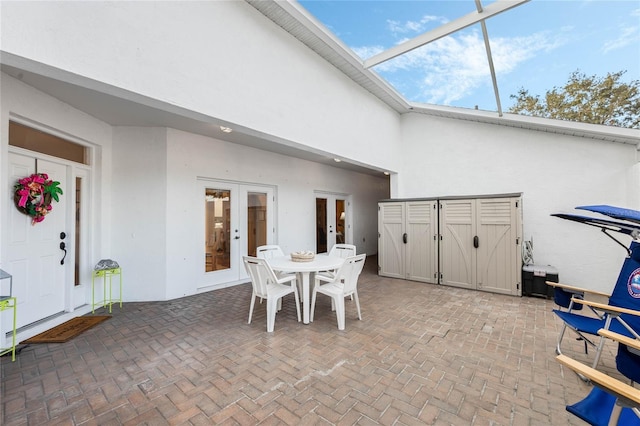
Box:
xmin=363 ymin=0 xmax=530 ymax=69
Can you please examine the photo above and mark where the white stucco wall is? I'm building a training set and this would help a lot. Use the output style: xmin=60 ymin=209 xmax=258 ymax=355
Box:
xmin=399 ymin=113 xmax=639 ymax=291
xmin=0 ymin=72 xmax=113 ymax=307
xmin=2 ymin=0 xmax=638 ymax=308
xmin=0 ymin=0 xmax=402 ymax=174
xmin=164 ymin=128 xmax=388 ymax=300
xmin=111 ymin=127 xmax=168 ymax=302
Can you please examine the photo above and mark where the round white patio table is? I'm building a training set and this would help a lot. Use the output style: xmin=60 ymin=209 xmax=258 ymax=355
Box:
xmin=268 ymin=254 xmax=344 ymax=324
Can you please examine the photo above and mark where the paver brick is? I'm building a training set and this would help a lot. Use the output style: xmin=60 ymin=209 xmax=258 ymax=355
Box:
xmin=1 ymin=257 xmax=612 ymax=425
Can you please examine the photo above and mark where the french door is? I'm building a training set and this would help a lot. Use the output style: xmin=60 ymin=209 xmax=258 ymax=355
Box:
xmin=200 ymin=180 xmax=275 ymax=289
xmin=6 ymin=153 xmax=69 ymax=328
xmin=315 ymin=192 xmax=349 ymax=254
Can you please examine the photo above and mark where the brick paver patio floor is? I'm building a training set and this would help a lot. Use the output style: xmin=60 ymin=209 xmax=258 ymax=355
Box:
xmin=1 ymin=256 xmax=623 ymax=425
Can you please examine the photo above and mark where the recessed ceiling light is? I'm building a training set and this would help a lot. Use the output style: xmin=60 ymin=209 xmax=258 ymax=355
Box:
xmin=383 ymin=171 xmax=390 ymax=175
xmin=220 ymin=126 xmax=233 ymax=133
xmin=333 ymin=158 xmax=341 ymax=162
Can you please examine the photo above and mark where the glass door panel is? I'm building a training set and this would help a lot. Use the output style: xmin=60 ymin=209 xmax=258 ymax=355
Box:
xmin=247 ymin=192 xmax=267 ymax=257
xmin=200 ymin=180 xmax=275 ymax=289
xmin=336 ymin=199 xmax=346 ymax=244
xmin=316 ymin=194 xmax=349 ymax=254
xmin=205 ymin=188 xmax=231 ymax=272
xmin=316 ymin=198 xmax=327 ymax=254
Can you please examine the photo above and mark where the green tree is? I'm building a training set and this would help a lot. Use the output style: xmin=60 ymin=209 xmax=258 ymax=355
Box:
xmin=508 ymin=70 xmax=640 ymax=129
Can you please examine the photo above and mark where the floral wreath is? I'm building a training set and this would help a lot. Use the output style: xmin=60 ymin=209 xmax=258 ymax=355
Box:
xmin=14 ymin=173 xmax=63 ymax=225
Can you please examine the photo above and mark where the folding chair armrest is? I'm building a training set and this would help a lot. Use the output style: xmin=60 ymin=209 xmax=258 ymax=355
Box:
xmin=556 ymin=354 xmax=640 ymax=405
xmin=571 ymin=297 xmax=640 ymax=317
xmin=547 ymin=281 xmax=609 ymax=298
xmin=598 ymin=329 xmax=640 ymax=351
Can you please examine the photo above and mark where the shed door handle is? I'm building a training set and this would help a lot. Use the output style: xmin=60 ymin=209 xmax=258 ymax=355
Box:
xmin=403 ymin=233 xmax=408 ymax=244
xmin=473 ymin=236 xmax=479 ymax=248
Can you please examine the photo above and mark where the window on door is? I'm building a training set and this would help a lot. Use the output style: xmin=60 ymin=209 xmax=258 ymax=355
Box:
xmin=204 ymin=189 xmax=231 ymax=272
xmin=316 ymin=194 xmax=348 ymax=254
xmin=203 ymin=185 xmax=272 ymax=274
xmin=9 ymin=121 xmax=89 ymax=164
xmin=247 ymin=192 xmax=267 ymax=257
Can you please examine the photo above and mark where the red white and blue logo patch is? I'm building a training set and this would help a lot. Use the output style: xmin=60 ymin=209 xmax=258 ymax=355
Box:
xmin=628 ymin=268 xmax=640 ymax=298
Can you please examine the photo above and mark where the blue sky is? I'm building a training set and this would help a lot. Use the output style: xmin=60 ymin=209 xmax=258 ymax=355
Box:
xmin=298 ymin=0 xmax=640 ymax=112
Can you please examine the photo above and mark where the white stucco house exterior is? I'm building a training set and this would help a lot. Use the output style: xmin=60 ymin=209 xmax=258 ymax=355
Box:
xmin=1 ymin=1 xmax=638 ymax=344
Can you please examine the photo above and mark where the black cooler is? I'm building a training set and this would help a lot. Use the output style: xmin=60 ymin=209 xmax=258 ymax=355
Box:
xmin=522 ymin=264 xmax=558 ymax=298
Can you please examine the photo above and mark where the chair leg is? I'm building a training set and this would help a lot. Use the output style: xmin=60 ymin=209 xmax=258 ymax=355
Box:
xmin=310 ymin=286 xmax=318 ymax=322
xmin=591 ymin=334 xmax=608 ymax=370
xmin=334 ymin=295 xmax=345 ymax=330
xmin=248 ymin=292 xmax=256 ymax=324
xmin=293 ymin=287 xmax=301 ymax=322
xmin=353 ymin=291 xmax=362 ymax=320
xmin=556 ymin=323 xmax=568 ymax=355
xmin=591 ymin=316 xmax=614 ymax=370
xmin=266 ymin=297 xmax=279 ymax=333
xmin=609 ymin=403 xmax=622 ymax=426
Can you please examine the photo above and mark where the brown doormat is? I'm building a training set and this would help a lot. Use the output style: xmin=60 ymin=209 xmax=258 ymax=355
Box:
xmin=21 ymin=315 xmax=111 ymax=344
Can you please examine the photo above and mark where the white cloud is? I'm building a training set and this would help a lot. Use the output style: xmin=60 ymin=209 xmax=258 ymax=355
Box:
xmin=387 ymin=15 xmax=448 ymax=35
xmin=351 ymin=45 xmax=385 ymax=60
xmin=602 ymin=24 xmax=640 ymax=53
xmin=360 ymin=29 xmax=566 ymax=105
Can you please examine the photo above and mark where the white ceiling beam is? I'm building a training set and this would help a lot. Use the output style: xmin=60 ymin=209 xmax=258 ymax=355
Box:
xmin=363 ymin=0 xmax=530 ymax=69
xmin=475 ymin=0 xmax=503 ymax=116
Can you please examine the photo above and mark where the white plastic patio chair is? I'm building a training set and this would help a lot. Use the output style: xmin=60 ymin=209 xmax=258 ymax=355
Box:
xmin=325 ymin=244 xmax=357 ymax=297
xmin=328 ymin=244 xmax=356 ymax=258
xmin=256 ymin=244 xmax=299 ymax=296
xmin=256 ymin=245 xmax=285 ymax=259
xmin=243 ymin=256 xmax=301 ymax=332
xmin=310 ymin=254 xmax=366 ymax=330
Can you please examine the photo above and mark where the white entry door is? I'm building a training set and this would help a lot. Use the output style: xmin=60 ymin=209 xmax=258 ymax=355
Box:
xmin=199 ymin=180 xmax=274 ymax=289
xmin=315 ymin=193 xmax=349 ymax=254
xmin=7 ymin=153 xmax=68 ymax=328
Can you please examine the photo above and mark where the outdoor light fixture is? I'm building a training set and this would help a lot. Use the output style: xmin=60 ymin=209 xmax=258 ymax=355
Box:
xmin=220 ymin=126 xmax=233 ymax=133
xmin=383 ymin=171 xmax=390 ymax=175
xmin=333 ymin=158 xmax=341 ymax=162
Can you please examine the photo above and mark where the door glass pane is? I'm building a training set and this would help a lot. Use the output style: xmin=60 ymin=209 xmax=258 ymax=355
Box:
xmin=336 ymin=199 xmax=345 ymax=244
xmin=9 ymin=121 xmax=88 ymax=165
xmin=247 ymin=192 xmax=267 ymax=257
xmin=75 ymin=177 xmax=82 ymax=285
xmin=316 ymin=198 xmax=327 ymax=253
xmin=205 ymin=188 xmax=231 ymax=272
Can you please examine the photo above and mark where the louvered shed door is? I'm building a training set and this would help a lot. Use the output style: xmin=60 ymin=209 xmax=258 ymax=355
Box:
xmin=440 ymin=199 xmax=476 ymax=290
xmin=476 ymin=198 xmax=521 ymax=295
xmin=440 ymin=197 xmax=521 ymax=295
xmin=378 ymin=202 xmax=405 ymax=278
xmin=406 ymin=201 xmax=437 ymax=283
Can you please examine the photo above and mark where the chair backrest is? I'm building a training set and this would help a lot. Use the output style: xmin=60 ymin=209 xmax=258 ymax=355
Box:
xmin=331 ymin=254 xmax=366 ymax=293
xmin=616 ymin=342 xmax=640 ymax=384
xmin=256 ymin=245 xmax=284 ymax=259
xmin=329 ymin=244 xmax=356 ymax=258
xmin=243 ymin=256 xmax=279 ymax=298
xmin=608 ymin=241 xmax=640 ymax=333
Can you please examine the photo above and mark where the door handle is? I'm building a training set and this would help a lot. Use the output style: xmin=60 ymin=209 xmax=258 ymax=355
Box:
xmin=403 ymin=233 xmax=408 ymax=244
xmin=473 ymin=236 xmax=479 ymax=248
xmin=234 ymin=236 xmax=240 ymax=240
xmin=59 ymin=242 xmax=67 ymax=265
